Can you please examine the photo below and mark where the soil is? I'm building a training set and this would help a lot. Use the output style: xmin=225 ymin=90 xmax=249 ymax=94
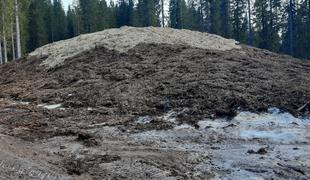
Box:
xmin=0 ymin=38 xmax=310 ymax=179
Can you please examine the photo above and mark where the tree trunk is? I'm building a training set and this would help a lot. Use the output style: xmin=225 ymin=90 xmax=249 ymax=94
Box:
xmin=247 ymin=0 xmax=253 ymax=45
xmin=288 ymin=0 xmax=294 ymax=55
xmin=0 ymin=40 xmax=3 ymax=64
xmin=161 ymin=0 xmax=164 ymax=27
xmin=3 ymin=35 xmax=7 ymax=63
xmin=308 ymin=0 xmax=310 ymax=28
xmin=11 ymin=22 xmax=16 ymax=60
xmin=15 ymin=0 xmax=21 ymax=59
xmin=1 ymin=0 xmax=7 ymax=63
xmin=199 ymin=0 xmax=204 ymax=31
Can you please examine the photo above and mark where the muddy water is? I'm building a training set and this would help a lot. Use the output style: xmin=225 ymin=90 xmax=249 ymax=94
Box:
xmin=32 ymin=108 xmax=310 ymax=179
xmin=1 ymin=103 xmax=309 ymax=179
xmin=130 ymin=109 xmax=310 ymax=179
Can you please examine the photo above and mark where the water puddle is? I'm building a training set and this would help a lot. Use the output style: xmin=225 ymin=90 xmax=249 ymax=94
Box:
xmin=131 ymin=108 xmax=310 ymax=179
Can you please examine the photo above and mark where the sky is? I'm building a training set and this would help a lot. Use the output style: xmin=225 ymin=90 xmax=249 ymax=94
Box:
xmin=62 ymin=0 xmax=73 ymax=11
xmin=62 ymin=0 xmax=116 ymax=11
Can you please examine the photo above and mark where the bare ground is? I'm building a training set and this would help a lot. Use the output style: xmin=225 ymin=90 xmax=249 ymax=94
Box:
xmin=0 ymin=43 xmax=310 ymax=179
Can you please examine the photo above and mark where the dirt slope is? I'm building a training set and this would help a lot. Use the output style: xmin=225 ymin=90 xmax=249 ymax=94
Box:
xmin=1 ymin=43 xmax=310 ymax=122
xmin=0 ymin=27 xmax=310 ymax=179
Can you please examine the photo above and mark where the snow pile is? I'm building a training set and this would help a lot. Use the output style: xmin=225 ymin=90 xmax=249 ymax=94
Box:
xmin=28 ymin=26 xmax=241 ymax=68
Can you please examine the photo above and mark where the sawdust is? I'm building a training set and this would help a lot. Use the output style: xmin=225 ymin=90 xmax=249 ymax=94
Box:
xmin=28 ymin=26 xmax=241 ymax=68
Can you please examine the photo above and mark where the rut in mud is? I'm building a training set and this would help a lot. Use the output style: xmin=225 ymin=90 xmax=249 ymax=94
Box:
xmin=0 ymin=27 xmax=310 ymax=179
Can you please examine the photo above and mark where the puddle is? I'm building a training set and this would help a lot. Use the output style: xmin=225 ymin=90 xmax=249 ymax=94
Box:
xmin=131 ymin=108 xmax=310 ymax=179
xmin=240 ymin=130 xmax=302 ymax=142
xmin=133 ymin=108 xmax=310 ymax=145
xmin=232 ymin=109 xmax=310 ymax=143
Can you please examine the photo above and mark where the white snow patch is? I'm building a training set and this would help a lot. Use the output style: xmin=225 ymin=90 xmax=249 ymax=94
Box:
xmin=136 ymin=116 xmax=153 ymax=124
xmin=87 ymin=107 xmax=94 ymax=111
xmin=133 ymin=108 xmax=310 ymax=145
xmin=233 ymin=108 xmax=310 ymax=143
xmin=129 ymin=108 xmax=310 ymax=179
xmin=173 ymin=124 xmax=194 ymax=130
xmin=28 ymin=26 xmax=241 ymax=68
xmin=197 ymin=118 xmax=228 ymax=130
xmin=19 ymin=101 xmax=30 ymax=105
xmin=161 ymin=111 xmax=177 ymax=123
xmin=38 ymin=104 xmax=62 ymax=110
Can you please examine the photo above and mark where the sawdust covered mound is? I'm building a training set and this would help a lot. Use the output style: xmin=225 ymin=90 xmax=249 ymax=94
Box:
xmin=1 ymin=27 xmax=310 ymax=124
xmin=29 ymin=26 xmax=240 ymax=68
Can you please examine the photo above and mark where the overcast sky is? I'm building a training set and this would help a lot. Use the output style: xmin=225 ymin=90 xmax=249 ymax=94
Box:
xmin=62 ymin=0 xmax=116 ymax=11
xmin=62 ymin=0 xmax=73 ymax=11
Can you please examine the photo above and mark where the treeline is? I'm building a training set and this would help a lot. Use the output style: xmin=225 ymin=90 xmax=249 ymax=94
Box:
xmin=0 ymin=0 xmax=310 ymax=64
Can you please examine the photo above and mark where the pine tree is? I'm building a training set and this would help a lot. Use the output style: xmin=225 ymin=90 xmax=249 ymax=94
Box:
xmin=281 ymin=0 xmax=296 ymax=55
xmin=79 ymin=0 xmax=99 ymax=33
xmin=67 ymin=6 xmax=77 ymax=38
xmin=254 ymin=0 xmax=281 ymax=51
xmin=137 ymin=0 xmax=160 ymax=27
xmin=254 ymin=0 xmax=269 ymax=49
xmin=95 ymin=0 xmax=110 ymax=30
xmin=26 ymin=0 xmax=49 ymax=51
xmin=185 ymin=0 xmax=200 ymax=30
xmin=219 ymin=0 xmax=231 ymax=38
xmin=209 ymin=0 xmax=221 ymax=34
xmin=169 ymin=0 xmax=187 ymax=29
xmin=51 ymin=0 xmax=67 ymax=41
xmin=116 ymin=0 xmax=134 ymax=27
xmin=231 ymin=0 xmax=248 ymax=43
xmin=247 ymin=0 xmax=254 ymax=45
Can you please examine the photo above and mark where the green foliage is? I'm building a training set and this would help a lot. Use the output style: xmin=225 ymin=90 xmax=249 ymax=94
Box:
xmin=169 ymin=0 xmax=187 ymax=29
xmin=136 ymin=0 xmax=160 ymax=27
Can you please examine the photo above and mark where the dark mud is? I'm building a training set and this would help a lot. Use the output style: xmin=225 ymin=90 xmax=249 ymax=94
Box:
xmin=1 ymin=43 xmax=310 ymax=122
xmin=0 ymin=43 xmax=310 ymax=179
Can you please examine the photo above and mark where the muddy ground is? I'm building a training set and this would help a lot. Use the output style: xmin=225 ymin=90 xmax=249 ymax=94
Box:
xmin=0 ymin=43 xmax=310 ymax=179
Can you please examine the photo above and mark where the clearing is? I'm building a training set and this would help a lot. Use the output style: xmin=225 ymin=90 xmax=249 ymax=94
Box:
xmin=0 ymin=27 xmax=309 ymax=179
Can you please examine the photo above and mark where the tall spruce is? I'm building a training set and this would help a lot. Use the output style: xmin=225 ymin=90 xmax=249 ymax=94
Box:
xmin=209 ymin=0 xmax=221 ymax=34
xmin=116 ymin=0 xmax=134 ymax=27
xmin=169 ymin=0 xmax=187 ymax=29
xmin=137 ymin=0 xmax=160 ymax=27
xmin=27 ymin=0 xmax=49 ymax=51
xmin=282 ymin=0 xmax=296 ymax=55
xmin=231 ymin=0 xmax=248 ymax=43
xmin=247 ymin=0 xmax=254 ymax=45
xmin=219 ymin=0 xmax=231 ymax=38
xmin=79 ymin=0 xmax=98 ymax=33
xmin=51 ymin=0 xmax=67 ymax=41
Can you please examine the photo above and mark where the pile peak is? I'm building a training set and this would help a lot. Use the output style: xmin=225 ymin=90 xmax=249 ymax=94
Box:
xmin=28 ymin=26 xmax=241 ymax=68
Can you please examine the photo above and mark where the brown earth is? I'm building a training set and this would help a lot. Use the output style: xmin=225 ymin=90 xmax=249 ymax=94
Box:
xmin=1 ymin=43 xmax=310 ymax=121
xmin=0 ymin=42 xmax=310 ymax=179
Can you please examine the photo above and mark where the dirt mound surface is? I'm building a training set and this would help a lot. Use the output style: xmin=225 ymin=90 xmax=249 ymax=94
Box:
xmin=2 ymin=43 xmax=310 ymax=122
xmin=28 ymin=26 xmax=240 ymax=68
xmin=0 ymin=27 xmax=310 ymax=179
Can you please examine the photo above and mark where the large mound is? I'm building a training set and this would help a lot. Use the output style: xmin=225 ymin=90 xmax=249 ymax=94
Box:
xmin=29 ymin=26 xmax=240 ymax=68
xmin=1 ymin=27 xmax=310 ymax=122
xmin=0 ymin=27 xmax=310 ymax=179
